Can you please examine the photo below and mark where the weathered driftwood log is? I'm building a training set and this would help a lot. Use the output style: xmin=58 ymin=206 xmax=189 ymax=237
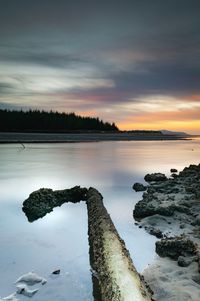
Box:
xmin=22 ymin=187 xmax=153 ymax=301
xmin=22 ymin=186 xmax=87 ymax=222
xmin=86 ymin=188 xmax=153 ymax=301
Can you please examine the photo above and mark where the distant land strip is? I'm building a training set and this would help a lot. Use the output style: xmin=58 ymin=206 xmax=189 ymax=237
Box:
xmin=0 ymin=132 xmax=190 ymax=144
xmin=0 ymin=109 xmax=193 ymax=143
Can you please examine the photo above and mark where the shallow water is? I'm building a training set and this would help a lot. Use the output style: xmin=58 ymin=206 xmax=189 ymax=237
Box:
xmin=0 ymin=139 xmax=200 ymax=300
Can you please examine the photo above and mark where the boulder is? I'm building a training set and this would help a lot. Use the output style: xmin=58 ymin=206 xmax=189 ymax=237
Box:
xmin=156 ymin=236 xmax=197 ymax=260
xmin=144 ymin=173 xmax=167 ymax=182
xmin=132 ymin=182 xmax=147 ymax=192
xmin=134 ymin=200 xmax=177 ymax=219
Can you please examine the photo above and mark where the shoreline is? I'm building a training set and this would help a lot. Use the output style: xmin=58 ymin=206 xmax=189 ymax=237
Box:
xmin=0 ymin=132 xmax=192 ymax=144
xmin=133 ymin=164 xmax=200 ymax=300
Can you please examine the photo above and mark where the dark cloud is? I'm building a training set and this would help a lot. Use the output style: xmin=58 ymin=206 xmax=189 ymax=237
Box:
xmin=0 ymin=82 xmax=16 ymax=94
xmin=0 ymin=0 xmax=200 ymax=124
xmin=0 ymin=48 xmax=87 ymax=68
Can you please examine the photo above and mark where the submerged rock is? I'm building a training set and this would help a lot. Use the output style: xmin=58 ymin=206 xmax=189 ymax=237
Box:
xmin=132 ymin=182 xmax=147 ymax=192
xmin=15 ymin=272 xmax=47 ymax=286
xmin=16 ymin=284 xmax=38 ymax=297
xmin=0 ymin=294 xmax=19 ymax=301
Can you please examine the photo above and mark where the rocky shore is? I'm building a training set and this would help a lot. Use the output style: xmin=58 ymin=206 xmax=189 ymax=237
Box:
xmin=133 ymin=164 xmax=200 ymax=300
xmin=22 ymin=187 xmax=153 ymax=301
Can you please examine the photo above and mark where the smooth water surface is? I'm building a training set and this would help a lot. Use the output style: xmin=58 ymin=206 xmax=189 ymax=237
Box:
xmin=0 ymin=139 xmax=200 ymax=300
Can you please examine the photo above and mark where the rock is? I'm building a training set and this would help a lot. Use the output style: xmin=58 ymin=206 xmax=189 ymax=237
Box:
xmin=144 ymin=173 xmax=167 ymax=182
xmin=16 ymin=284 xmax=38 ymax=297
xmin=134 ymin=163 xmax=200 ymax=301
xmin=52 ymin=269 xmax=60 ymax=275
xmin=132 ymin=182 xmax=147 ymax=192
xmin=155 ymin=236 xmax=197 ymax=260
xmin=177 ymin=256 xmax=193 ymax=267
xmin=170 ymin=168 xmax=178 ymax=173
xmin=15 ymin=272 xmax=47 ymax=286
xmin=134 ymin=199 xmax=177 ymax=219
xmin=149 ymin=228 xmax=163 ymax=238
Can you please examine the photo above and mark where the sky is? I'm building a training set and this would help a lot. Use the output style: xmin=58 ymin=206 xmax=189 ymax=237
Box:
xmin=0 ymin=0 xmax=200 ymax=133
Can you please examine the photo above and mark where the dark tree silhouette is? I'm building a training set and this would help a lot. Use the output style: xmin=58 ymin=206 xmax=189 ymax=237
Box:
xmin=0 ymin=109 xmax=119 ymax=132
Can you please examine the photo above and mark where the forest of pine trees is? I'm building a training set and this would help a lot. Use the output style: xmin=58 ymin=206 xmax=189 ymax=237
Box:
xmin=0 ymin=109 xmax=119 ymax=132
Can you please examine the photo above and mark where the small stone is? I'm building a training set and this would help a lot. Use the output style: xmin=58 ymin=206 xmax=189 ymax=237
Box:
xmin=16 ymin=284 xmax=38 ymax=297
xmin=170 ymin=168 xmax=178 ymax=173
xmin=52 ymin=269 xmax=60 ymax=275
xmin=149 ymin=228 xmax=163 ymax=238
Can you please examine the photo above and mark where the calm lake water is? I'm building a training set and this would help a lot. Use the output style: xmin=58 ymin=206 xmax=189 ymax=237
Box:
xmin=0 ymin=139 xmax=200 ymax=300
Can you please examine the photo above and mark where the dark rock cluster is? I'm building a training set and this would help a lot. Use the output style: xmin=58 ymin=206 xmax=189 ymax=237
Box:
xmin=156 ymin=236 xmax=197 ymax=260
xmin=133 ymin=164 xmax=200 ymax=223
xmin=133 ymin=163 xmax=200 ymax=279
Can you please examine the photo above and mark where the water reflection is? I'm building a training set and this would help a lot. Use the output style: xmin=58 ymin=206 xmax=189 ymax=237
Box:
xmin=0 ymin=140 xmax=200 ymax=300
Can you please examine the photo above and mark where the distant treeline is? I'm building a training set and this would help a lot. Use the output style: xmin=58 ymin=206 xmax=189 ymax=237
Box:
xmin=0 ymin=109 xmax=118 ymax=132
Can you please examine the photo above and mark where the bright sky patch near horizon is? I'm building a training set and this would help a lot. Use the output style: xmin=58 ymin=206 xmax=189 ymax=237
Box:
xmin=0 ymin=0 xmax=200 ymax=134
